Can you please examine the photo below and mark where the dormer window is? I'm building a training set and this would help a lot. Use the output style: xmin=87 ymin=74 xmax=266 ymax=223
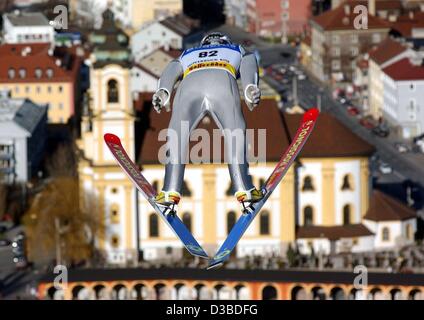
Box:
xmin=35 ymin=68 xmax=42 ymax=79
xmin=19 ymin=68 xmax=26 ymax=78
xmin=8 ymin=68 xmax=15 ymax=79
xmin=46 ymin=68 xmax=54 ymax=78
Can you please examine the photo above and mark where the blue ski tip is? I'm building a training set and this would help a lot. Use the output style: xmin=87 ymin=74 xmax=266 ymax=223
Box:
xmin=207 ymin=261 xmax=224 ymax=270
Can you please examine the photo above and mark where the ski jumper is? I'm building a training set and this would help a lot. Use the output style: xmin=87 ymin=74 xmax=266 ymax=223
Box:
xmin=157 ymin=43 xmax=259 ymax=194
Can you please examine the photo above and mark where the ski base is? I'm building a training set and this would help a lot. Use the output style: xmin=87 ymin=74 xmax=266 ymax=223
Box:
xmin=207 ymin=108 xmax=319 ymax=269
xmin=104 ymin=133 xmax=209 ymax=259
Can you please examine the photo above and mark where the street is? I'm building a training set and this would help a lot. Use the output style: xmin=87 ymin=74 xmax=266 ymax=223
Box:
xmin=261 ymin=59 xmax=424 ymax=187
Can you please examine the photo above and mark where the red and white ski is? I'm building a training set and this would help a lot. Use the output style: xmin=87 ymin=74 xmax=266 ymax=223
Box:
xmin=208 ymin=108 xmax=319 ymax=269
xmin=104 ymin=133 xmax=209 ymax=259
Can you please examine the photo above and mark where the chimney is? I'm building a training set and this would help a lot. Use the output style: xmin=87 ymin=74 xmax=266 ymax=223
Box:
xmin=344 ymin=4 xmax=350 ymax=15
xmin=369 ymin=0 xmax=376 ymax=16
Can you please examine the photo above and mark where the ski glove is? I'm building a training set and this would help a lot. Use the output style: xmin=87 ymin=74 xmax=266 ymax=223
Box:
xmin=244 ymin=84 xmax=261 ymax=111
xmin=152 ymin=89 xmax=170 ymax=113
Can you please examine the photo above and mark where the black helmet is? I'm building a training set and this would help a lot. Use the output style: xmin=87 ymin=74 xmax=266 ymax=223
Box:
xmin=200 ymin=32 xmax=232 ymax=46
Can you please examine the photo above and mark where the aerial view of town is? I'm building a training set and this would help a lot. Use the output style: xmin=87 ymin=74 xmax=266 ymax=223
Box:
xmin=1 ymin=0 xmax=424 ymax=303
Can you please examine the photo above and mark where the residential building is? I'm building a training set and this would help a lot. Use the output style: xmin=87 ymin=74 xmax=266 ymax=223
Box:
xmin=112 ymin=0 xmax=183 ymax=31
xmin=131 ymin=15 xmax=200 ymax=61
xmin=246 ymin=0 xmax=312 ymax=37
xmin=368 ymin=37 xmax=412 ymax=118
xmin=0 ymin=92 xmax=47 ymax=184
xmin=78 ymin=9 xmax=137 ymax=265
xmin=2 ymin=11 xmax=54 ymax=44
xmin=225 ymin=0 xmax=248 ymax=30
xmin=364 ymin=190 xmax=416 ymax=249
xmin=131 ymin=47 xmax=180 ymax=96
xmin=0 ymin=43 xmax=83 ymax=124
xmin=309 ymin=2 xmax=390 ymax=83
xmin=381 ymin=56 xmax=424 ymax=138
xmin=391 ymin=11 xmax=424 ymax=39
xmin=38 ymin=268 xmax=424 ymax=300
xmin=136 ymin=102 xmax=377 ymax=260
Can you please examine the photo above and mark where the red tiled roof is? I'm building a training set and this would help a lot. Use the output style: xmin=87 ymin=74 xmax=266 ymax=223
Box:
xmin=391 ymin=11 xmax=424 ymax=37
xmin=0 ymin=43 xmax=81 ymax=83
xmin=133 ymin=63 xmax=159 ymax=79
xmin=364 ymin=190 xmax=416 ymax=222
xmin=296 ymin=224 xmax=374 ymax=240
xmin=136 ymin=99 xmax=375 ymax=165
xmin=382 ymin=57 xmax=424 ymax=81
xmin=368 ymin=37 xmax=408 ymax=65
xmin=311 ymin=1 xmax=391 ymax=31
xmin=159 ymin=46 xmax=182 ymax=59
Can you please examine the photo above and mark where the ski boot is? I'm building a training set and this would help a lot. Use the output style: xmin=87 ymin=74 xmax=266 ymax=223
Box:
xmin=235 ymin=187 xmax=264 ymax=203
xmin=154 ymin=190 xmax=181 ymax=206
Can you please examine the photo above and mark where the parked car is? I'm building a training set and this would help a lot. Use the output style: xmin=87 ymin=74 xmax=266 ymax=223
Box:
xmin=0 ymin=239 xmax=11 ymax=247
xmin=13 ymin=255 xmax=28 ymax=269
xmin=347 ymin=106 xmax=360 ymax=116
xmin=359 ymin=116 xmax=377 ymax=129
xmin=372 ymin=126 xmax=390 ymax=138
xmin=379 ymin=162 xmax=393 ymax=174
xmin=395 ymin=143 xmax=410 ymax=153
xmin=297 ymin=73 xmax=306 ymax=80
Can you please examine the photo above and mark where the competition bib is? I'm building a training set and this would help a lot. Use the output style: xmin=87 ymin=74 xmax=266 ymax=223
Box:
xmin=180 ymin=44 xmax=242 ymax=78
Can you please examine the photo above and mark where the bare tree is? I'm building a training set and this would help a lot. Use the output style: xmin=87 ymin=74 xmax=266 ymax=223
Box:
xmin=45 ymin=142 xmax=77 ymax=178
xmin=23 ymin=177 xmax=105 ymax=265
xmin=0 ymin=173 xmax=7 ymax=221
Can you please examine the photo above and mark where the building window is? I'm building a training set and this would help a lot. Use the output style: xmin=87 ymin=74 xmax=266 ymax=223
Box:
xmin=372 ymin=33 xmax=381 ymax=43
xmin=47 ymin=86 xmax=52 ymax=93
xmin=111 ymin=204 xmax=120 ymax=224
xmin=15 ymin=86 xmax=19 ymax=94
xmin=111 ymin=187 xmax=118 ymax=194
xmin=343 ymin=204 xmax=351 ymax=225
xmin=25 ymin=86 xmax=30 ymax=93
xmin=35 ymin=68 xmax=42 ymax=78
xmin=46 ymin=68 xmax=53 ymax=78
xmin=166 ymin=247 xmax=172 ymax=255
xmin=332 ymin=60 xmax=341 ymax=71
xmin=332 ymin=35 xmax=340 ymax=44
xmin=181 ymin=180 xmax=192 ymax=197
xmin=410 ymin=83 xmax=415 ymax=91
xmin=351 ymin=47 xmax=359 ymax=57
xmin=36 ymin=86 xmax=41 ymax=93
xmin=19 ymin=68 xmax=26 ymax=78
xmin=260 ymin=210 xmax=270 ymax=235
xmin=152 ymin=181 xmax=159 ymax=193
xmin=182 ymin=212 xmax=192 ymax=233
xmin=227 ymin=211 xmax=236 ymax=234
xmin=111 ymin=234 xmax=120 ymax=248
xmin=303 ymin=206 xmax=314 ymax=226
xmin=226 ymin=181 xmax=235 ymax=196
xmin=406 ymin=224 xmax=413 ymax=240
xmin=107 ymin=79 xmax=119 ymax=103
xmin=382 ymin=227 xmax=390 ymax=242
xmin=341 ymin=174 xmax=353 ymax=190
xmin=8 ymin=68 xmax=15 ymax=79
xmin=58 ymin=103 xmax=64 ymax=110
xmin=332 ymin=47 xmax=340 ymax=57
xmin=149 ymin=213 xmax=159 ymax=237
xmin=351 ymin=34 xmax=358 ymax=43
xmin=302 ymin=176 xmax=315 ymax=191
xmin=58 ymin=86 xmax=63 ymax=93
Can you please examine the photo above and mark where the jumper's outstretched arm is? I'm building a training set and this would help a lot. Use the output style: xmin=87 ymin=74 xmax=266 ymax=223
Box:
xmin=153 ymin=60 xmax=184 ymax=113
xmin=239 ymin=49 xmax=261 ymax=111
